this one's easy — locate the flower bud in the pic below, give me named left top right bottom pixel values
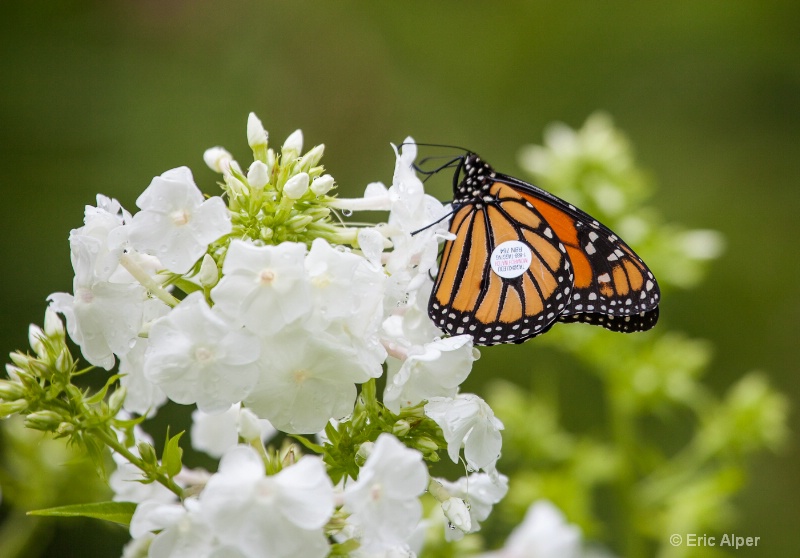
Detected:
left=0, top=379, right=26, bottom=400
left=225, top=175, right=249, bottom=199
left=247, top=160, right=269, bottom=190
left=442, top=497, right=472, bottom=533
left=355, top=441, right=374, bottom=466
left=44, top=308, right=65, bottom=338
left=282, top=129, right=304, bottom=155
left=56, top=422, right=75, bottom=436
left=298, top=144, right=325, bottom=172
left=25, top=410, right=65, bottom=431
left=8, top=352, right=31, bottom=370
left=197, top=254, right=219, bottom=288
left=203, top=147, right=234, bottom=174
left=109, top=386, right=127, bottom=414
left=306, top=207, right=331, bottom=221
left=237, top=407, right=262, bottom=443
left=28, top=325, right=46, bottom=358
left=55, top=347, right=73, bottom=374
left=392, top=419, right=411, bottom=437
left=137, top=441, right=158, bottom=466
left=416, top=437, right=440, bottom=454
left=286, top=214, right=313, bottom=231
left=310, top=174, right=335, bottom=196
left=247, top=112, right=268, bottom=149
left=4, top=364, right=23, bottom=380
left=283, top=172, right=309, bottom=200
left=0, top=399, right=29, bottom=417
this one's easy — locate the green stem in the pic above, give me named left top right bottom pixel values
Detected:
left=119, top=255, right=180, bottom=307
left=95, top=428, right=184, bottom=499
left=607, top=387, right=645, bottom=558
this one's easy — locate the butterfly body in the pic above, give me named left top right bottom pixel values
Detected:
left=428, top=153, right=660, bottom=346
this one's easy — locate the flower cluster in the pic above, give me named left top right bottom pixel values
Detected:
left=3, top=114, right=511, bottom=557
left=4, top=113, right=786, bottom=558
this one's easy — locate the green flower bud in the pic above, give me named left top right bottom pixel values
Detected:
left=415, top=437, right=440, bottom=454
left=0, top=399, right=29, bottom=417
left=109, top=386, right=127, bottom=415
left=287, top=214, right=313, bottom=231
left=137, top=442, right=158, bottom=466
left=298, top=144, right=325, bottom=172
left=25, top=410, right=65, bottom=431
left=0, top=379, right=26, bottom=400
left=392, top=419, right=411, bottom=437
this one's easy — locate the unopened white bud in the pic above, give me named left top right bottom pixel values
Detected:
left=237, top=407, right=262, bottom=443
left=442, top=497, right=472, bottom=533
left=43, top=308, right=64, bottom=337
left=203, top=147, right=234, bottom=174
left=283, top=172, right=309, bottom=200
left=282, top=129, right=304, bottom=155
left=197, top=254, right=219, bottom=287
left=310, top=174, right=335, bottom=196
left=247, top=160, right=269, bottom=190
left=247, top=112, right=268, bottom=149
left=28, top=325, right=46, bottom=357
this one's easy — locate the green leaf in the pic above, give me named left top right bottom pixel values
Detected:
left=28, top=501, right=137, bottom=526
left=162, top=429, right=185, bottom=478
left=173, top=277, right=203, bottom=295
left=289, top=434, right=325, bottom=454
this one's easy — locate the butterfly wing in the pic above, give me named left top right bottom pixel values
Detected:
left=495, top=173, right=661, bottom=332
left=429, top=181, right=574, bottom=345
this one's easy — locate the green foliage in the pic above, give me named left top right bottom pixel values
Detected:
left=476, top=114, right=790, bottom=557
left=28, top=501, right=137, bottom=527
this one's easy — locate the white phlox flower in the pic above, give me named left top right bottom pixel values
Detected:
left=305, top=238, right=387, bottom=377
left=436, top=473, right=509, bottom=541
left=305, top=237, right=380, bottom=327
left=144, top=292, right=261, bottom=413
left=127, top=166, right=232, bottom=274
left=244, top=331, right=373, bottom=434
left=130, top=499, right=216, bottom=558
left=478, top=500, right=583, bottom=558
left=212, top=240, right=311, bottom=335
left=47, top=195, right=157, bottom=370
left=383, top=334, right=476, bottom=413
left=200, top=446, right=334, bottom=558
left=343, top=434, right=428, bottom=552
left=425, top=394, right=504, bottom=473
left=48, top=239, right=147, bottom=370
left=191, top=403, right=276, bottom=458
left=75, top=194, right=131, bottom=280
left=383, top=139, right=448, bottom=278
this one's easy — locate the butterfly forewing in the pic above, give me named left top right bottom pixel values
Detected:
left=430, top=182, right=573, bottom=345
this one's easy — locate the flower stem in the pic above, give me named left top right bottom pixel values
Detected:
left=119, top=254, right=180, bottom=307
left=95, top=428, right=184, bottom=499
left=607, top=387, right=645, bottom=558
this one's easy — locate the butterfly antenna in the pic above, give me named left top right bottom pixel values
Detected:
left=398, top=141, right=472, bottom=152
left=410, top=206, right=456, bottom=236
left=413, top=155, right=464, bottom=180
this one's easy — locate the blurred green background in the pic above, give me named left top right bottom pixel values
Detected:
left=0, top=1, right=797, bottom=557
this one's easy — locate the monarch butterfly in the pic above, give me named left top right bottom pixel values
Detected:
left=425, top=151, right=660, bottom=346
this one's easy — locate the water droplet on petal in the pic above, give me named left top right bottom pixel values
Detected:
left=342, top=209, right=353, bottom=217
